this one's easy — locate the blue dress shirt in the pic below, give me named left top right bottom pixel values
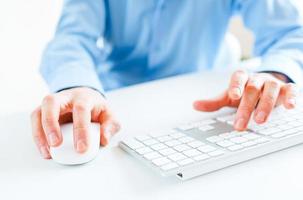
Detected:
left=40, top=0, right=303, bottom=93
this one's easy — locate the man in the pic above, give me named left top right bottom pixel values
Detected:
left=31, top=0, right=303, bottom=159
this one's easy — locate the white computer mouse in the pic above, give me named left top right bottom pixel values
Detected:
left=50, top=123, right=100, bottom=165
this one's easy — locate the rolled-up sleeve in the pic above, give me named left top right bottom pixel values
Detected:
left=234, top=0, right=303, bottom=86
left=40, top=0, right=106, bottom=93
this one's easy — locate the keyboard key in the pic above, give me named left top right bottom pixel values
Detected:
left=206, top=136, right=223, bottom=143
left=170, top=132, right=186, bottom=139
left=144, top=152, right=162, bottom=160
left=143, top=139, right=159, bottom=146
left=198, top=145, right=216, bottom=153
left=173, top=144, right=192, bottom=152
left=191, top=120, right=214, bottom=128
left=199, top=125, right=214, bottom=132
left=255, top=137, right=270, bottom=144
left=168, top=153, right=187, bottom=161
left=270, top=119, right=287, bottom=125
left=228, top=145, right=244, bottom=151
left=179, top=136, right=195, bottom=143
left=193, top=154, right=210, bottom=161
left=199, top=119, right=216, bottom=125
left=161, top=163, right=179, bottom=171
left=178, top=124, right=194, bottom=131
left=157, top=136, right=172, bottom=142
left=178, top=158, right=194, bottom=166
left=249, top=125, right=265, bottom=132
left=241, top=141, right=257, bottom=147
left=281, top=128, right=299, bottom=136
left=165, top=140, right=182, bottom=147
left=150, top=143, right=167, bottom=150
left=231, top=130, right=249, bottom=135
left=243, top=133, right=261, bottom=140
left=187, top=141, right=205, bottom=148
left=152, top=157, right=171, bottom=166
left=230, top=137, right=248, bottom=144
left=123, top=138, right=144, bottom=149
left=258, top=128, right=280, bottom=135
left=295, top=126, right=303, bottom=132
left=136, top=135, right=152, bottom=141
left=227, top=120, right=234, bottom=125
left=150, top=130, right=175, bottom=138
left=183, top=149, right=202, bottom=157
left=158, top=148, right=177, bottom=156
left=288, top=121, right=302, bottom=127
left=219, top=132, right=236, bottom=139
left=271, top=132, right=287, bottom=138
left=265, top=123, right=278, bottom=129
left=216, top=140, right=234, bottom=148
left=136, top=147, right=153, bottom=155
left=208, top=150, right=224, bottom=157
left=216, top=114, right=235, bottom=122
left=278, top=124, right=294, bottom=131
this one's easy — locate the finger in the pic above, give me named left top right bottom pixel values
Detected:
left=246, top=74, right=265, bottom=90
left=282, top=83, right=298, bottom=109
left=228, top=70, right=249, bottom=100
left=41, top=95, right=62, bottom=147
left=234, top=80, right=262, bottom=130
left=72, top=100, right=92, bottom=153
left=31, top=108, right=51, bottom=159
left=193, top=91, right=234, bottom=112
left=254, top=80, right=281, bottom=124
left=99, top=107, right=121, bottom=146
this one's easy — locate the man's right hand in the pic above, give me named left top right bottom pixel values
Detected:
left=31, top=87, right=120, bottom=159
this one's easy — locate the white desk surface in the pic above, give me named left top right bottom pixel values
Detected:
left=1, top=72, right=303, bottom=200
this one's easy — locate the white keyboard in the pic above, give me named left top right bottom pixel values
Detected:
left=119, top=105, right=303, bottom=180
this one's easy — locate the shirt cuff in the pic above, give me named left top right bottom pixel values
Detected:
left=256, top=54, right=303, bottom=88
left=45, top=65, right=104, bottom=94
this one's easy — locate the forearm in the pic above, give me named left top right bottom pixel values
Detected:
left=40, top=0, right=106, bottom=93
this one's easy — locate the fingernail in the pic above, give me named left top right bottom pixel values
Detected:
left=235, top=118, right=245, bottom=130
left=40, top=146, right=50, bottom=159
left=47, top=133, right=58, bottom=146
left=288, top=98, right=296, bottom=106
left=255, top=111, right=266, bottom=123
left=76, top=140, right=87, bottom=152
left=231, top=88, right=241, bottom=98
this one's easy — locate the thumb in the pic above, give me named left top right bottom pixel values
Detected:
left=193, top=91, right=230, bottom=112
left=99, top=107, right=121, bottom=146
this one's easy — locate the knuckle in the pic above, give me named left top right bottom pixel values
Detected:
left=286, top=83, right=298, bottom=93
left=246, top=83, right=259, bottom=93
left=238, top=105, right=252, bottom=117
left=32, top=133, right=46, bottom=146
left=31, top=107, right=41, bottom=120
left=247, top=86, right=259, bottom=93
left=73, top=102, right=88, bottom=112
left=263, top=95, right=276, bottom=106
left=33, top=134, right=43, bottom=145
left=266, top=80, right=279, bottom=89
left=42, top=116, right=57, bottom=129
left=42, top=95, right=56, bottom=105
left=234, top=70, right=246, bottom=76
left=231, top=79, right=242, bottom=87
left=73, top=126, right=89, bottom=138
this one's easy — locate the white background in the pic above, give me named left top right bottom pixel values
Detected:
left=0, top=0, right=61, bottom=114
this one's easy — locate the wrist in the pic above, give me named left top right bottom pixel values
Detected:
left=267, top=72, right=289, bottom=83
